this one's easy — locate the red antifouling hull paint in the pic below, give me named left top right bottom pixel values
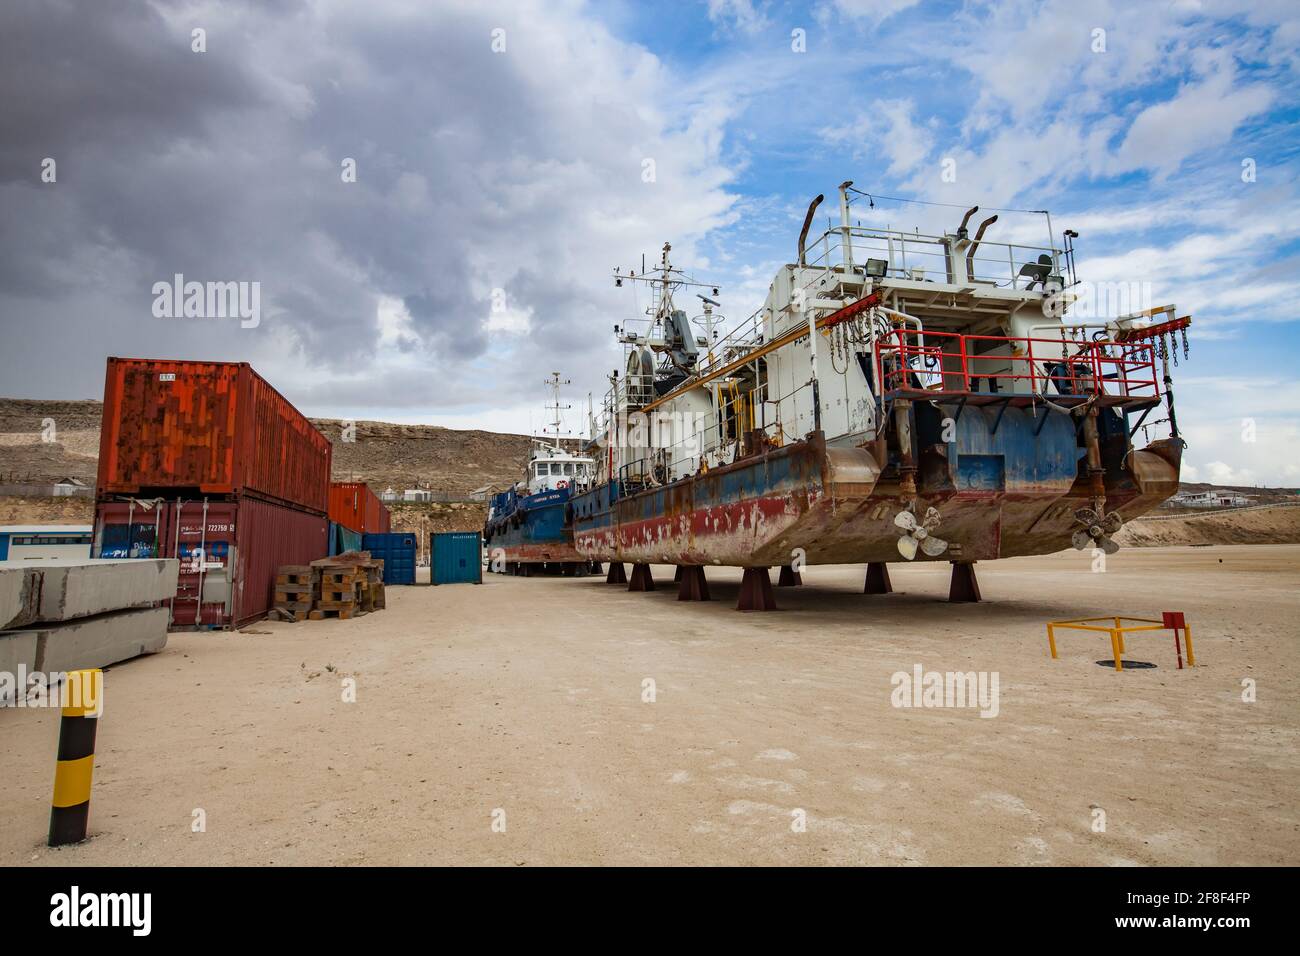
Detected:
left=328, top=481, right=391, bottom=534
left=93, top=496, right=328, bottom=628
left=97, top=357, right=331, bottom=515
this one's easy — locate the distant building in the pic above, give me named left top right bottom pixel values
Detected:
left=380, top=487, right=400, bottom=503
left=52, top=477, right=90, bottom=497
left=468, top=483, right=507, bottom=501
left=0, top=525, right=93, bottom=561
left=403, top=489, right=434, bottom=503
left=1174, top=489, right=1252, bottom=509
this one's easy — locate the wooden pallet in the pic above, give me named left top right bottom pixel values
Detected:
left=319, top=567, right=362, bottom=587
left=308, top=606, right=356, bottom=621
left=276, top=566, right=316, bottom=586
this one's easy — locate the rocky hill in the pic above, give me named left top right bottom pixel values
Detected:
left=0, top=398, right=534, bottom=496
left=0, top=399, right=103, bottom=485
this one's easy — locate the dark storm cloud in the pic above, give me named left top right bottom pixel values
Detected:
left=0, top=0, right=737, bottom=419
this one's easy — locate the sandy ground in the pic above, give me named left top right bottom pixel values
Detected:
left=2, top=545, right=1297, bottom=866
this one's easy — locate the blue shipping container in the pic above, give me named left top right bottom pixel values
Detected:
left=431, top=531, right=483, bottom=585
left=362, top=532, right=417, bottom=585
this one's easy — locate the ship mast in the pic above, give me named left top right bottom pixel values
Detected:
left=613, top=242, right=722, bottom=345
left=543, top=371, right=571, bottom=451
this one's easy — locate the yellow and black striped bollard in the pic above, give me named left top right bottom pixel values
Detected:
left=49, top=668, right=103, bottom=847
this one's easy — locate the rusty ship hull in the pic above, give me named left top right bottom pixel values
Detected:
left=573, top=401, right=1181, bottom=567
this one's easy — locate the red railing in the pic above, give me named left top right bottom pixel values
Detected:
left=873, top=329, right=1159, bottom=400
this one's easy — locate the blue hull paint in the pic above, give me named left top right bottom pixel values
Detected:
left=483, top=486, right=582, bottom=562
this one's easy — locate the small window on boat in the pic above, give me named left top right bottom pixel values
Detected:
left=536, top=463, right=548, bottom=476
left=564, top=463, right=575, bottom=475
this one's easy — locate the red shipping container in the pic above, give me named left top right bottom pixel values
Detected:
left=93, top=496, right=328, bottom=628
left=328, top=481, right=390, bottom=534
left=97, top=358, right=332, bottom=515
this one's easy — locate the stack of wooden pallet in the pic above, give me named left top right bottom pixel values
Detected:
left=272, top=566, right=316, bottom=622
left=270, top=551, right=386, bottom=623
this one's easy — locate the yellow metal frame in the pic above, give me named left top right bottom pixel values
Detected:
left=1046, top=616, right=1195, bottom=672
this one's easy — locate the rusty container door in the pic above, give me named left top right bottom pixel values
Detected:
left=169, top=499, right=240, bottom=628
left=98, top=358, right=242, bottom=498
left=97, top=358, right=331, bottom=515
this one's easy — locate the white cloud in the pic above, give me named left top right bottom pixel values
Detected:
left=1114, top=67, right=1274, bottom=178
left=821, top=99, right=933, bottom=176
left=1171, top=377, right=1300, bottom=486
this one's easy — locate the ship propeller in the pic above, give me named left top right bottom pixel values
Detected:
left=894, top=507, right=948, bottom=560
left=1071, top=507, right=1123, bottom=555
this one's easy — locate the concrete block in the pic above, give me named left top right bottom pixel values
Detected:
left=0, top=559, right=178, bottom=627
left=0, top=632, right=40, bottom=704
left=0, top=566, right=40, bottom=630
left=31, top=606, right=169, bottom=674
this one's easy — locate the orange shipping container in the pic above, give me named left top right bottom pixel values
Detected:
left=97, top=358, right=332, bottom=515
left=328, top=481, right=390, bottom=534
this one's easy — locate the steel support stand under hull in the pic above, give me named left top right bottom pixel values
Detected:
left=737, top=567, right=777, bottom=611
left=864, top=562, right=893, bottom=594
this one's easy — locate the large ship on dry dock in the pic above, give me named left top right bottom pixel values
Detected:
left=483, top=373, right=598, bottom=575
left=572, top=182, right=1190, bottom=606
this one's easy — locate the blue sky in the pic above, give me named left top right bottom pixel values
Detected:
left=1, top=0, right=1297, bottom=485
left=601, top=0, right=1300, bottom=486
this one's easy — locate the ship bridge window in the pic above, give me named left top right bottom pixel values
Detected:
left=563, top=463, right=575, bottom=476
